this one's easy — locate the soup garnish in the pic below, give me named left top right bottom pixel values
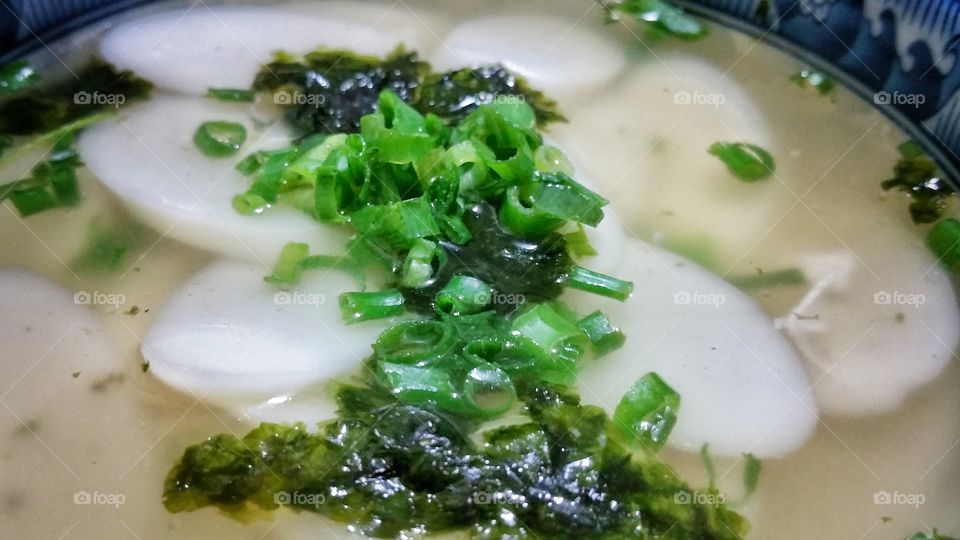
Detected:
left=0, top=60, right=151, bottom=216
left=603, top=0, right=707, bottom=41
left=161, top=53, right=752, bottom=537
left=707, top=141, right=776, bottom=182
left=790, top=68, right=836, bottom=95
left=252, top=48, right=562, bottom=135
left=883, top=140, right=955, bottom=224
left=165, top=380, right=749, bottom=538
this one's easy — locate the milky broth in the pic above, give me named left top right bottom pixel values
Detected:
left=0, top=0, right=958, bottom=539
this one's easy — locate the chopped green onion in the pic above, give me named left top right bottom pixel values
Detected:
left=377, top=89, right=428, bottom=133
left=462, top=338, right=505, bottom=364
left=436, top=212, right=472, bottom=245
left=708, top=142, right=775, bottom=181
left=564, top=266, right=634, bottom=301
left=577, top=310, right=626, bottom=357
left=565, top=224, right=598, bottom=258
left=339, top=289, right=405, bottom=324
left=608, top=0, right=707, bottom=41
left=359, top=94, right=436, bottom=164
left=450, top=106, right=537, bottom=188
left=206, top=88, right=256, bottom=102
left=299, top=254, right=365, bottom=285
left=898, top=140, right=925, bottom=158
left=501, top=172, right=610, bottom=235
left=232, top=148, right=302, bottom=214
left=511, top=303, right=585, bottom=357
left=0, top=59, right=39, bottom=93
left=434, top=275, right=492, bottom=315
left=444, top=140, right=490, bottom=192
left=1, top=132, right=85, bottom=217
left=376, top=361, right=462, bottom=410
left=35, top=158, right=79, bottom=206
left=400, top=238, right=440, bottom=288
left=232, top=193, right=270, bottom=215
left=0, top=112, right=113, bottom=170
left=262, top=242, right=364, bottom=286
left=905, top=531, right=957, bottom=540
left=700, top=443, right=717, bottom=489
left=0, top=176, right=48, bottom=201
left=376, top=359, right=514, bottom=419
left=265, top=242, right=310, bottom=284
left=927, top=217, right=960, bottom=272
left=790, top=68, right=835, bottom=95
left=498, top=336, right=580, bottom=386
left=344, top=235, right=397, bottom=273
left=498, top=185, right=564, bottom=237
left=9, top=186, right=57, bottom=216
left=534, top=144, right=574, bottom=175
left=373, top=320, right=454, bottom=365
left=485, top=99, right=536, bottom=130
left=521, top=172, right=607, bottom=227
left=742, top=453, right=762, bottom=499
left=613, top=372, right=680, bottom=452
left=193, top=121, right=247, bottom=157
left=71, top=220, right=137, bottom=273
left=349, top=197, right=441, bottom=250
left=234, top=151, right=270, bottom=176
left=462, top=364, right=516, bottom=416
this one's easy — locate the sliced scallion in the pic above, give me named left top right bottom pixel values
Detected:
left=339, top=289, right=405, bottom=323
left=498, top=185, right=564, bottom=237
left=8, top=186, right=57, bottom=216
left=400, top=238, right=440, bottom=288
left=265, top=242, right=310, bottom=285
left=511, top=303, right=584, bottom=357
left=462, top=364, right=516, bottom=416
left=928, top=217, right=960, bottom=272
left=193, top=121, right=247, bottom=157
left=206, top=88, right=256, bottom=102
left=434, top=275, right=492, bottom=315
left=708, top=142, right=774, bottom=181
left=564, top=266, right=634, bottom=301
left=0, top=59, right=39, bottom=93
left=613, top=372, right=680, bottom=452
left=577, top=310, right=626, bottom=357
left=373, top=320, right=454, bottom=365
